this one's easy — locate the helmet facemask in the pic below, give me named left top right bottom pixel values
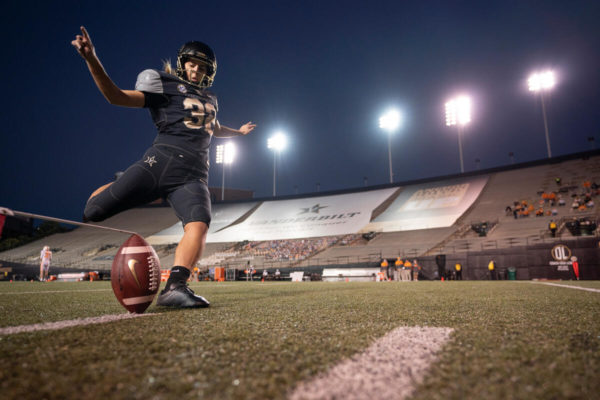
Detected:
left=176, top=41, right=217, bottom=89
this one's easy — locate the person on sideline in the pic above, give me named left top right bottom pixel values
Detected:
left=394, top=257, right=402, bottom=281
left=488, top=260, right=497, bottom=280
left=401, top=259, right=412, bottom=281
left=412, top=259, right=420, bottom=281
left=549, top=220, right=558, bottom=237
left=71, top=27, right=255, bottom=307
left=455, top=262, right=462, bottom=280
left=39, top=245, right=52, bottom=281
left=380, top=258, right=389, bottom=281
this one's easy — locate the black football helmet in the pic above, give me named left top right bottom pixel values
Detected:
left=176, top=41, right=217, bottom=88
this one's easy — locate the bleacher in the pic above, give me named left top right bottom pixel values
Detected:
left=1, top=151, right=598, bottom=274
left=437, top=155, right=600, bottom=253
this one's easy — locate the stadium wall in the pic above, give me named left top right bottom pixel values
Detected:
left=416, top=237, right=599, bottom=280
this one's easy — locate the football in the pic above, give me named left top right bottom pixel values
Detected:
left=111, top=234, right=161, bottom=313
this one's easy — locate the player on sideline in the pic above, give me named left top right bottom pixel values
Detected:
left=39, top=245, right=52, bottom=281
left=71, top=26, right=255, bottom=308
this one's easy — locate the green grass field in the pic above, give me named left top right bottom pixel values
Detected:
left=1, top=281, right=599, bottom=399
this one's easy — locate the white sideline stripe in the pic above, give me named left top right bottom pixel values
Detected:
left=529, top=281, right=600, bottom=293
left=121, top=246, right=154, bottom=254
left=0, top=289, right=112, bottom=295
left=0, top=313, right=157, bottom=335
left=122, top=294, right=156, bottom=305
left=289, top=326, right=453, bottom=400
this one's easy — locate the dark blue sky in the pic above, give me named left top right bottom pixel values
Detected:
left=1, top=1, right=599, bottom=222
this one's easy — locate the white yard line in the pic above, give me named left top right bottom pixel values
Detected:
left=528, top=281, right=600, bottom=293
left=289, top=326, right=453, bottom=400
left=0, top=313, right=157, bottom=335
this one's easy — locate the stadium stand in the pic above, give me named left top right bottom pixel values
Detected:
left=1, top=150, right=598, bottom=280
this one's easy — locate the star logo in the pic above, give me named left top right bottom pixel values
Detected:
left=299, top=204, right=328, bottom=214
left=144, top=156, right=157, bottom=167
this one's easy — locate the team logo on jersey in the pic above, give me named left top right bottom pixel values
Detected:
left=177, top=84, right=187, bottom=93
left=144, top=156, right=157, bottom=167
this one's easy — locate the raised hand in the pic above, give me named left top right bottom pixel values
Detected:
left=239, top=122, right=256, bottom=135
left=71, top=26, right=96, bottom=61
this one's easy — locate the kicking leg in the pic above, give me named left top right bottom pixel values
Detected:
left=83, top=156, right=160, bottom=222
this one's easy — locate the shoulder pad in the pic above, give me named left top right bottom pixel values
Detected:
left=135, top=69, right=164, bottom=93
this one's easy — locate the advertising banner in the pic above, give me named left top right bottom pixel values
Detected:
left=206, top=188, right=397, bottom=242
left=361, top=176, right=488, bottom=232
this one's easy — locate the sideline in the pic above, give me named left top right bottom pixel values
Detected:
left=528, top=281, right=600, bottom=293
left=289, top=326, right=453, bottom=400
left=0, top=313, right=157, bottom=335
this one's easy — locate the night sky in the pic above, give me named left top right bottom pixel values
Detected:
left=1, top=1, right=599, bottom=222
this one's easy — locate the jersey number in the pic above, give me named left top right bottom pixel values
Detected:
left=183, top=98, right=216, bottom=131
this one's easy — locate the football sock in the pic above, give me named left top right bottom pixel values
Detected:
left=165, top=266, right=190, bottom=289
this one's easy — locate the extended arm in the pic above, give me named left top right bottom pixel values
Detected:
left=71, top=26, right=144, bottom=108
left=213, top=121, right=256, bottom=138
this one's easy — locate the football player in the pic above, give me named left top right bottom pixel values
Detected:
left=72, top=26, right=255, bottom=308
left=40, top=245, right=52, bottom=281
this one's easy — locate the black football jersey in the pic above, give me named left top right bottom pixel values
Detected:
left=135, top=69, right=218, bottom=175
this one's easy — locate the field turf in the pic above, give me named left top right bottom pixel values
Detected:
left=0, top=281, right=599, bottom=399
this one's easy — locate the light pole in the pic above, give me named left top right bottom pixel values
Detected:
left=528, top=70, right=555, bottom=158
left=267, top=132, right=287, bottom=196
left=379, top=109, right=401, bottom=183
left=445, top=96, right=471, bottom=173
left=215, top=142, right=236, bottom=201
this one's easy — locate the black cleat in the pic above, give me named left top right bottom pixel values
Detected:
left=156, top=282, right=210, bottom=308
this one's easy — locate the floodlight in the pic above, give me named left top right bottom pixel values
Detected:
left=379, top=109, right=401, bottom=132
left=216, top=142, right=235, bottom=164
left=528, top=71, right=555, bottom=92
left=267, top=132, right=287, bottom=152
left=445, top=96, right=471, bottom=127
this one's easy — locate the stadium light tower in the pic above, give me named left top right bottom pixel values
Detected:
left=379, top=109, right=402, bottom=183
left=528, top=70, right=556, bottom=158
left=215, top=142, right=236, bottom=201
left=267, top=132, right=287, bottom=196
left=445, top=95, right=471, bottom=173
